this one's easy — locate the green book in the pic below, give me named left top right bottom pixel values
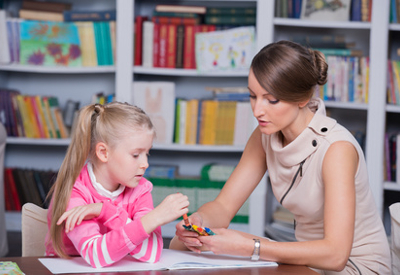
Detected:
left=205, top=15, right=256, bottom=25
left=206, top=7, right=256, bottom=16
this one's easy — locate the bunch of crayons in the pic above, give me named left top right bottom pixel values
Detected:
left=182, top=214, right=215, bottom=236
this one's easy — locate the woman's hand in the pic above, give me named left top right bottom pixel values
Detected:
left=172, top=212, right=204, bottom=252
left=57, top=203, right=103, bottom=233
left=198, top=228, right=255, bottom=257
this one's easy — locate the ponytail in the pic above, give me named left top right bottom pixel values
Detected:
left=47, top=104, right=96, bottom=258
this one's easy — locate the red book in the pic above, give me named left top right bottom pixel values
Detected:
left=152, top=16, right=198, bottom=25
left=134, top=16, right=148, bottom=66
left=166, top=24, right=177, bottom=68
left=158, top=23, right=168, bottom=67
left=153, top=23, right=160, bottom=67
left=5, top=168, right=22, bottom=211
left=183, top=24, right=195, bottom=69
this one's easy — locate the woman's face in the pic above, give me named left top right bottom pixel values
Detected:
left=248, top=69, right=302, bottom=137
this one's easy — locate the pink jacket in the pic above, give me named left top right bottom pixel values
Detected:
left=45, top=164, right=163, bottom=268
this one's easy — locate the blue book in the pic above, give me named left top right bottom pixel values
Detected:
left=351, top=0, right=362, bottom=21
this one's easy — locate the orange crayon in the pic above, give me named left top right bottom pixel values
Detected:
left=183, top=213, right=190, bottom=227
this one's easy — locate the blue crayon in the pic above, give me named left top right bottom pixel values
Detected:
left=204, top=227, right=215, bottom=235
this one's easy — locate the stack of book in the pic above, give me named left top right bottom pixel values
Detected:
left=135, top=4, right=256, bottom=70
left=19, top=0, right=71, bottom=22
left=3, top=167, right=57, bottom=210
left=174, top=87, right=256, bottom=146
left=0, top=89, right=68, bottom=139
left=384, top=132, right=400, bottom=184
left=1, top=3, right=116, bottom=67
left=276, top=0, right=371, bottom=22
left=387, top=60, right=400, bottom=105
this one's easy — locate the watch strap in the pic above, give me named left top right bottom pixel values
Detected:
left=251, top=238, right=260, bottom=261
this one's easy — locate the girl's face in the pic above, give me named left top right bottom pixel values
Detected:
left=102, top=129, right=154, bottom=191
left=248, top=69, right=303, bottom=139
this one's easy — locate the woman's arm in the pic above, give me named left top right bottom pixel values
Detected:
left=170, top=127, right=267, bottom=250
left=199, top=140, right=358, bottom=272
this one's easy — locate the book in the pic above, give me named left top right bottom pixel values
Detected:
left=4, top=168, right=22, bottom=211
left=157, top=23, right=168, bottom=67
left=206, top=7, right=256, bottom=16
left=300, top=0, right=351, bottom=21
left=19, top=20, right=82, bottom=66
left=155, top=5, right=207, bottom=14
left=315, top=48, right=363, bottom=57
left=204, top=15, right=256, bottom=25
left=175, top=24, right=185, bottom=68
left=152, top=11, right=201, bottom=18
left=131, top=81, right=176, bottom=145
left=19, top=9, right=64, bottom=21
left=63, top=10, right=116, bottom=22
left=183, top=24, right=196, bottom=69
left=195, top=26, right=255, bottom=73
left=142, top=21, right=154, bottom=68
left=166, top=24, right=177, bottom=68
left=39, top=249, right=277, bottom=273
left=185, top=99, right=199, bottom=145
left=134, top=16, right=148, bottom=66
left=152, top=16, right=199, bottom=25
left=0, top=10, right=10, bottom=64
left=22, top=0, right=71, bottom=13
left=152, top=22, right=160, bottom=67
left=75, top=21, right=97, bottom=67
left=351, top=0, right=362, bottom=21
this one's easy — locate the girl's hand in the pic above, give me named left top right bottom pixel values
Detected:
left=57, top=203, right=103, bottom=233
left=153, top=193, right=189, bottom=225
left=198, top=228, right=255, bottom=257
left=142, top=193, right=189, bottom=234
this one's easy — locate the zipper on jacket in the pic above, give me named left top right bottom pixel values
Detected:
left=280, top=159, right=306, bottom=205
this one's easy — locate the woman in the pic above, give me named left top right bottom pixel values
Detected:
left=170, top=41, right=391, bottom=274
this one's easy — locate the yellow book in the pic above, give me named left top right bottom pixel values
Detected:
left=43, top=96, right=60, bottom=138
left=185, top=99, right=199, bottom=145
left=225, top=101, right=237, bottom=145
left=23, top=96, right=41, bottom=138
left=41, top=96, right=56, bottom=138
left=15, top=95, right=34, bottom=138
left=76, top=21, right=97, bottom=67
left=35, top=95, right=50, bottom=138
left=200, top=100, right=218, bottom=145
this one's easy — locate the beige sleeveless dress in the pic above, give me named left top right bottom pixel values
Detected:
left=262, top=98, right=391, bottom=274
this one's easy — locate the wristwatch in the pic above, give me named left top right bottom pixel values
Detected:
left=251, top=239, right=260, bottom=261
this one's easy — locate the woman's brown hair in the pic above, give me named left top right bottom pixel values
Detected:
left=46, top=102, right=154, bottom=258
left=251, top=40, right=328, bottom=102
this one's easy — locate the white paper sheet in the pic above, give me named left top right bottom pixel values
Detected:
left=39, top=249, right=277, bottom=274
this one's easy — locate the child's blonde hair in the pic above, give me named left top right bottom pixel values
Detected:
left=47, top=102, right=154, bottom=258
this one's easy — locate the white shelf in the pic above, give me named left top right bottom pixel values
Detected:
left=389, top=23, right=400, bottom=31
left=386, top=104, right=400, bottom=113
left=273, top=18, right=371, bottom=29
left=133, top=66, right=249, bottom=77
left=324, top=101, right=369, bottom=110
left=384, top=182, right=400, bottom=192
left=0, top=64, right=115, bottom=74
left=6, top=137, right=71, bottom=146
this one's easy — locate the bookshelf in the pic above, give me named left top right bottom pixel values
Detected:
left=1, top=0, right=398, bottom=239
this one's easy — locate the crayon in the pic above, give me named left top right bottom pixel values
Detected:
left=183, top=213, right=190, bottom=227
left=204, top=227, right=216, bottom=235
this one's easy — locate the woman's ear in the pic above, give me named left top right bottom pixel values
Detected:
left=95, top=142, right=108, bottom=163
left=299, top=99, right=311, bottom=108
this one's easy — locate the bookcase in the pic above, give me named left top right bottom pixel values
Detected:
left=1, top=0, right=399, bottom=238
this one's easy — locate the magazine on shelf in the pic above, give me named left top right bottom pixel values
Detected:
left=195, top=26, right=255, bottom=73
left=300, top=0, right=351, bottom=21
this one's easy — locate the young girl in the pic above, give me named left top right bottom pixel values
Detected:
left=45, top=102, right=189, bottom=268
left=170, top=41, right=391, bottom=274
